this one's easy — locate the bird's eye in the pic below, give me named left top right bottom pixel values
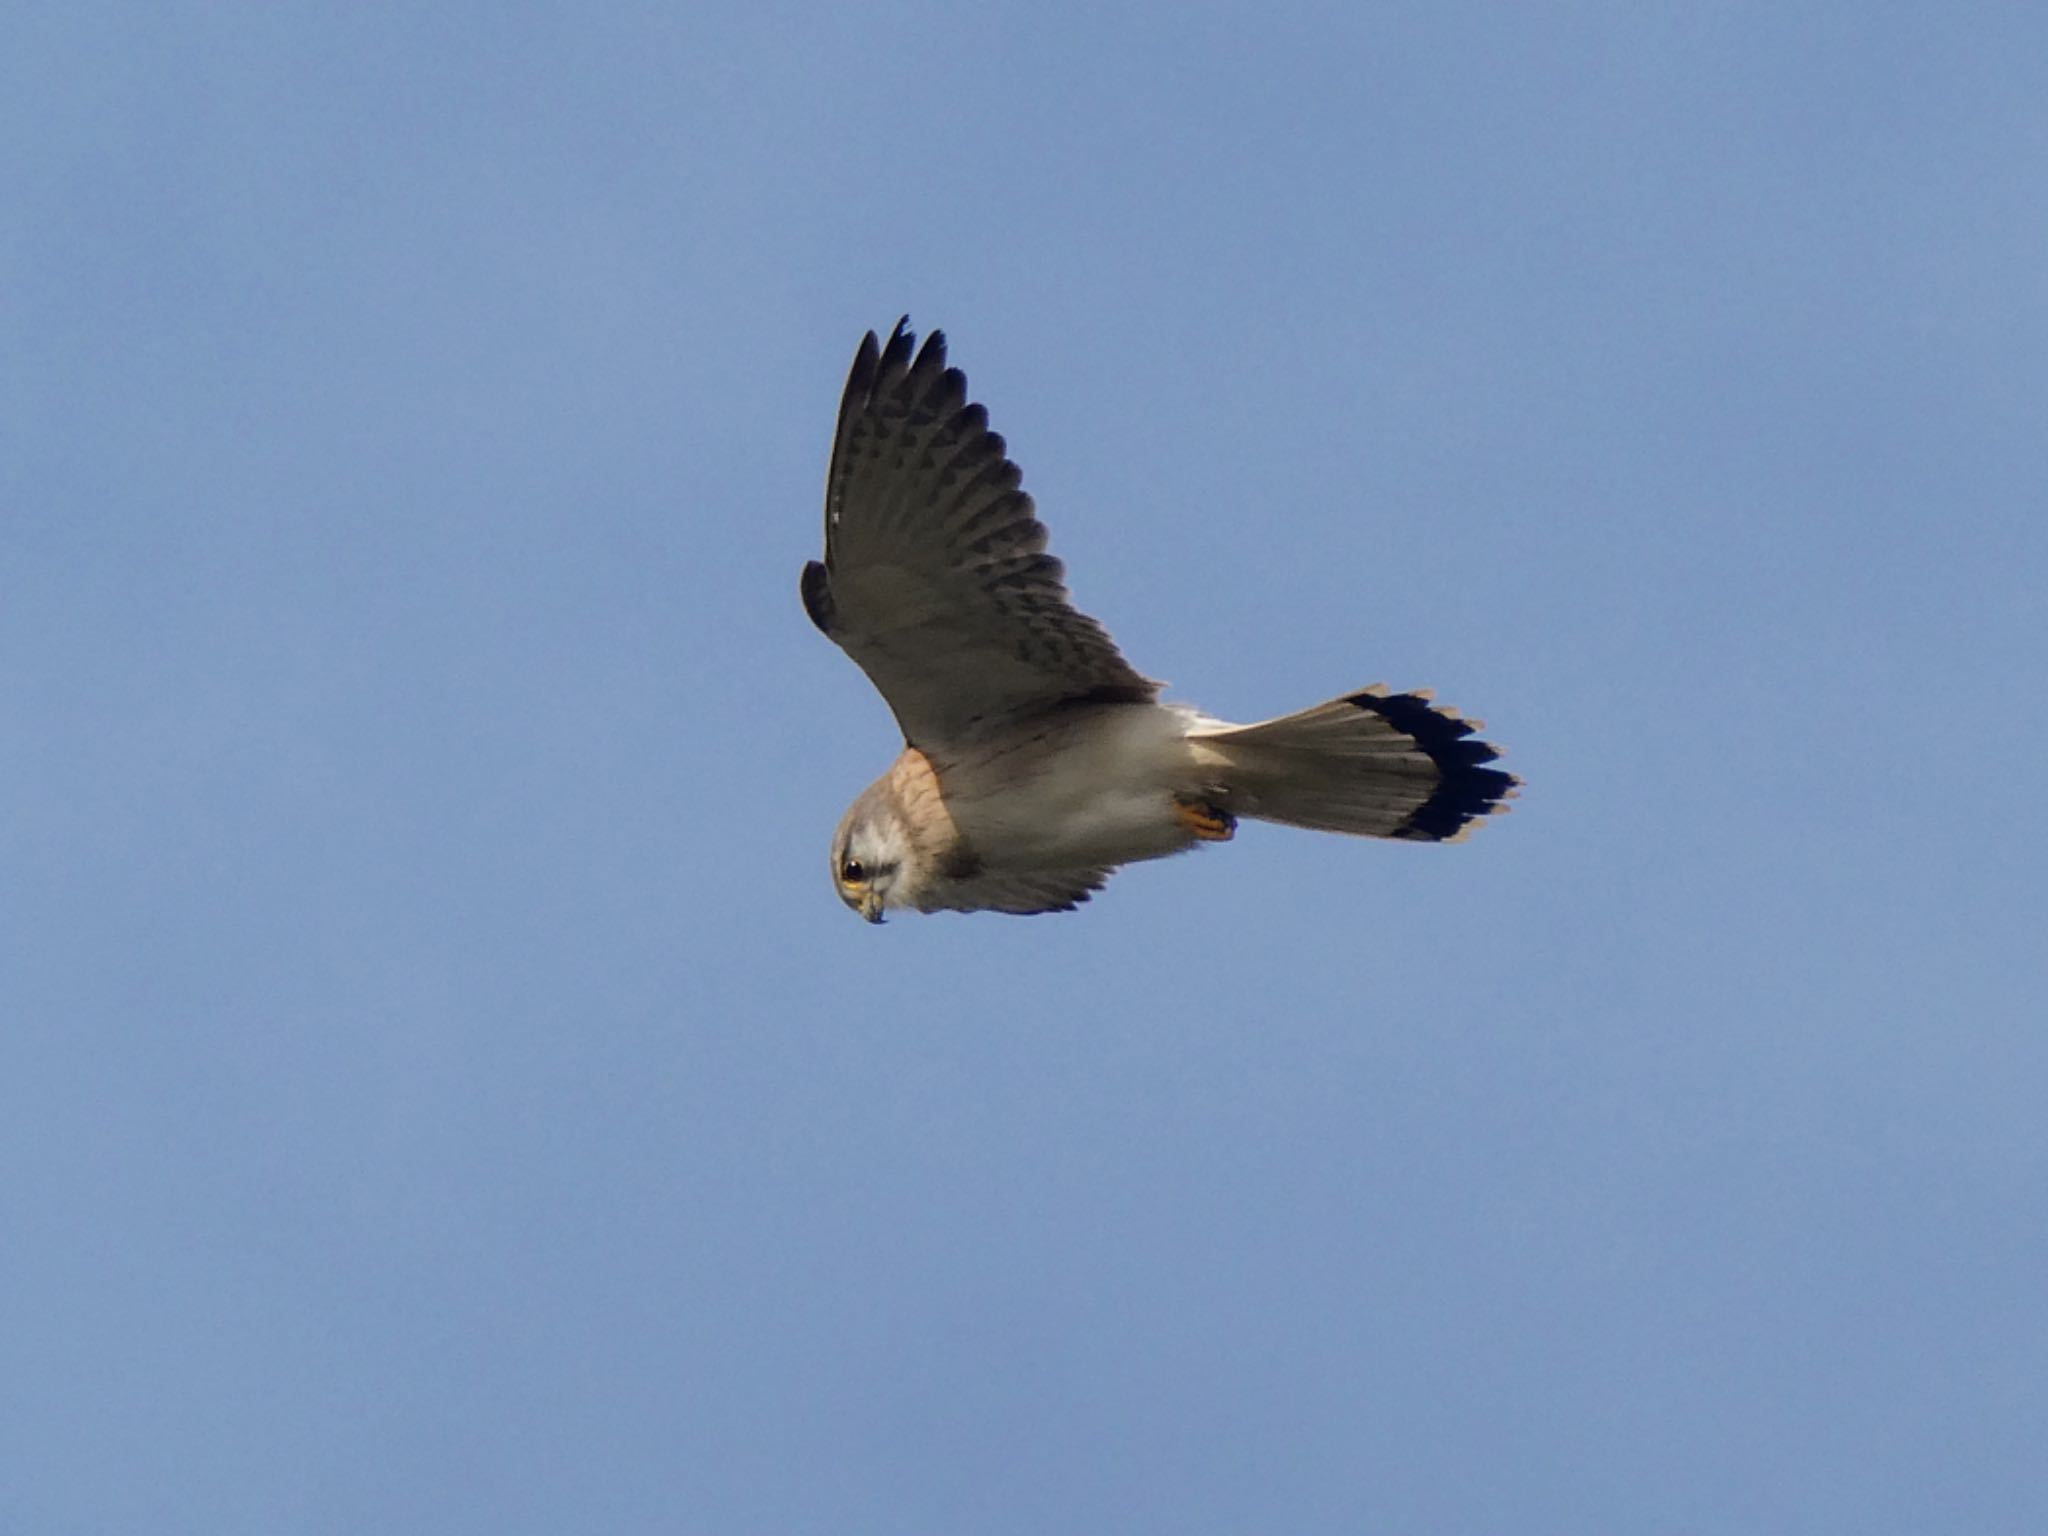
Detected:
left=841, top=858, right=867, bottom=884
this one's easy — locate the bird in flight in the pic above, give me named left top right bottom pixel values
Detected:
left=801, top=320, right=1518, bottom=922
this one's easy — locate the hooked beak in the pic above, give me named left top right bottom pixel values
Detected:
left=858, top=888, right=885, bottom=924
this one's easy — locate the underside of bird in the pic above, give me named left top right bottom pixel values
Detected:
left=854, top=686, right=1521, bottom=919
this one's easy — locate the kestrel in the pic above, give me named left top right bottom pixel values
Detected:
left=802, top=320, right=1518, bottom=922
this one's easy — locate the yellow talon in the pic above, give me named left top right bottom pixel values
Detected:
left=1173, top=796, right=1237, bottom=841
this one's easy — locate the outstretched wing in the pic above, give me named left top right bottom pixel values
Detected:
left=917, top=864, right=1116, bottom=917
left=800, top=320, right=1157, bottom=748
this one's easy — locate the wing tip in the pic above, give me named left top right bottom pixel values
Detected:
left=848, top=318, right=950, bottom=416
left=799, top=559, right=835, bottom=635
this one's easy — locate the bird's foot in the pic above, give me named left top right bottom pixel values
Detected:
left=1172, top=796, right=1237, bottom=841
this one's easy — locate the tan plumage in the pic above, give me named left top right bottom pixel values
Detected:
left=802, top=320, right=1518, bottom=921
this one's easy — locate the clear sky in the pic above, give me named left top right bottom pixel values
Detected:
left=5, top=3, right=2046, bottom=1531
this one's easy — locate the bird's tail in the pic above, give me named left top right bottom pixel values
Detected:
left=1185, top=687, right=1519, bottom=843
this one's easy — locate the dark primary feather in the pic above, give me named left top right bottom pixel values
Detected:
left=801, top=319, right=1157, bottom=748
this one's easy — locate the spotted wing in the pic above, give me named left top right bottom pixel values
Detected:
left=800, top=320, right=1157, bottom=749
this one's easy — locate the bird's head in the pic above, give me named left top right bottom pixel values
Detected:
left=830, top=786, right=915, bottom=924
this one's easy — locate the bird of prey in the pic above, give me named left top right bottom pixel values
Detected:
left=801, top=319, right=1517, bottom=922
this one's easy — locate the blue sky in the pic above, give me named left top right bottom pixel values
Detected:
left=5, top=3, right=2046, bottom=1531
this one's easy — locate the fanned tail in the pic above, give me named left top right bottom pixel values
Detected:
left=1187, top=687, right=1519, bottom=843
